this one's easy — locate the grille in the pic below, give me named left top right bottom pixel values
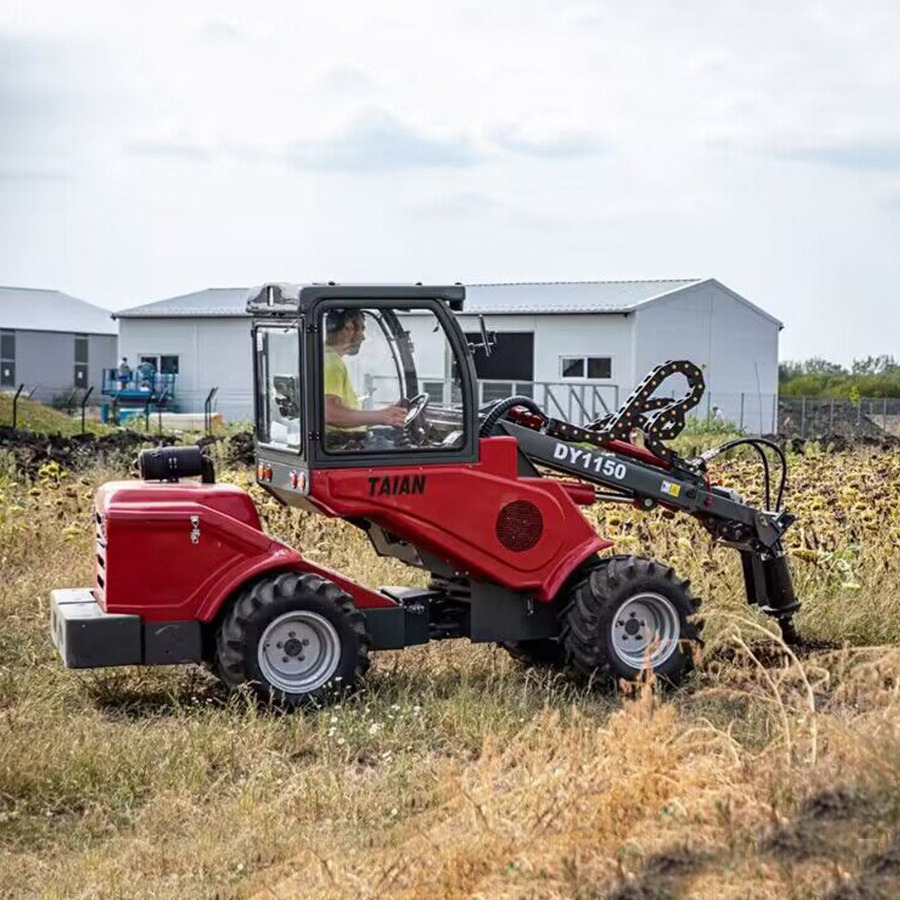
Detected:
left=94, top=510, right=107, bottom=597
left=495, top=501, right=543, bottom=552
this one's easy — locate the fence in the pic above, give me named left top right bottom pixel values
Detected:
left=365, top=375, right=780, bottom=432
left=778, top=396, right=900, bottom=439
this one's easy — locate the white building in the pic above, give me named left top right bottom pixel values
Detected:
left=114, top=279, right=782, bottom=430
left=1, top=286, right=117, bottom=402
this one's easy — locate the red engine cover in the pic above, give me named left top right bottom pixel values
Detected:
left=94, top=481, right=392, bottom=622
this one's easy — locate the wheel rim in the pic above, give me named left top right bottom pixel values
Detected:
left=610, top=592, right=681, bottom=670
left=257, top=610, right=341, bottom=694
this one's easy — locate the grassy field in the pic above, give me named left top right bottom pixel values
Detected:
left=2, top=447, right=900, bottom=899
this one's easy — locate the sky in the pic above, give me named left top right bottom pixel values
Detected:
left=1, top=0, right=899, bottom=364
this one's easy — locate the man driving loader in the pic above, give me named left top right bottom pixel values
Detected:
left=323, top=309, right=407, bottom=437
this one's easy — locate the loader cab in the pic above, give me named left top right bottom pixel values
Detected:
left=249, top=283, right=477, bottom=503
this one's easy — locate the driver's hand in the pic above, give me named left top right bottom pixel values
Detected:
left=379, top=405, right=408, bottom=427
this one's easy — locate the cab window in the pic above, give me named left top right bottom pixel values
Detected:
left=320, top=306, right=467, bottom=454
left=256, top=326, right=302, bottom=451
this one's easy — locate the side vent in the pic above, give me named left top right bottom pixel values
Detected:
left=495, top=500, right=543, bottom=552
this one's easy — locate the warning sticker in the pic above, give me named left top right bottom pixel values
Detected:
left=660, top=480, right=681, bottom=498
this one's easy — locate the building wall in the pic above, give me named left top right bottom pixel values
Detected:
left=632, top=282, right=780, bottom=430
left=118, top=317, right=253, bottom=422
left=4, top=329, right=116, bottom=401
left=116, top=286, right=779, bottom=433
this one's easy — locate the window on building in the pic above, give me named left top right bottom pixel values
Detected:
left=561, top=357, right=585, bottom=378
left=587, top=357, right=612, bottom=379
left=138, top=355, right=179, bottom=376
left=560, top=355, right=613, bottom=380
left=1, top=331, right=15, bottom=362
left=74, top=334, right=88, bottom=364
left=0, top=330, right=14, bottom=387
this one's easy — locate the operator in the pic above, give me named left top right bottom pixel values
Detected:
left=323, top=309, right=407, bottom=433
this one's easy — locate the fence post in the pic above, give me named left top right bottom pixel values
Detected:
left=857, top=398, right=862, bottom=427
left=12, top=384, right=24, bottom=428
left=800, top=396, right=806, bottom=438
left=80, top=386, right=94, bottom=435
left=204, top=387, right=219, bottom=435
left=829, top=398, right=835, bottom=432
left=884, top=396, right=888, bottom=431
left=739, top=393, right=745, bottom=432
left=157, top=388, right=168, bottom=434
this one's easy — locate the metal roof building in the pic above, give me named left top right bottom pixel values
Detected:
left=0, top=287, right=117, bottom=401
left=114, top=278, right=782, bottom=430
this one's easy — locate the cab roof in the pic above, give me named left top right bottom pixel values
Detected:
left=246, top=283, right=466, bottom=316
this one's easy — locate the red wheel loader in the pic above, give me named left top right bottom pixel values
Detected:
left=50, top=283, right=801, bottom=707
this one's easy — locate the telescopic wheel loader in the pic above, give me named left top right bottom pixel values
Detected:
left=50, top=283, right=802, bottom=707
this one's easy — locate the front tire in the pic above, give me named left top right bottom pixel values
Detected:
left=561, top=556, right=702, bottom=687
left=216, top=572, right=370, bottom=708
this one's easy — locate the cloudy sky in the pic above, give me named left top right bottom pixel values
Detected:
left=1, top=0, right=899, bottom=362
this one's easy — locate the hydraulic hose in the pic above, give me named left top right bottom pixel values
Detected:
left=479, top=396, right=546, bottom=437
left=700, top=437, right=787, bottom=511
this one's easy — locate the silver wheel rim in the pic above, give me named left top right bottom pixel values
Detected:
left=610, top=592, right=681, bottom=670
left=257, top=611, right=341, bottom=694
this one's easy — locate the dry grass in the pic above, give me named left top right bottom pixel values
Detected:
left=2, top=449, right=900, bottom=899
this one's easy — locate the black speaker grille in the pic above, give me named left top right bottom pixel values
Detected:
left=496, top=500, right=543, bottom=552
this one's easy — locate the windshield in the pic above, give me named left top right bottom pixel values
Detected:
left=256, top=325, right=302, bottom=450
left=320, top=305, right=466, bottom=454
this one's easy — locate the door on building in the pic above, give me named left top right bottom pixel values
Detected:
left=465, top=331, right=534, bottom=402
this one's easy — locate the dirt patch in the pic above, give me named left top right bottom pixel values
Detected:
left=0, top=427, right=258, bottom=479
left=0, top=426, right=178, bottom=478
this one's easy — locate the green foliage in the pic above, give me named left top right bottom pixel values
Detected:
left=779, top=355, right=900, bottom=398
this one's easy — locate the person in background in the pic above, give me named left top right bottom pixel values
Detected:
left=137, top=359, right=155, bottom=391
left=117, top=357, right=131, bottom=390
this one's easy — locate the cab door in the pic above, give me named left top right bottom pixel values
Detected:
left=309, top=298, right=478, bottom=469
left=254, top=320, right=309, bottom=498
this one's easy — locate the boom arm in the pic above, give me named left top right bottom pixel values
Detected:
left=490, top=361, right=802, bottom=639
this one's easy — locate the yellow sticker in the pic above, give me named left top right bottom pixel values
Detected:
left=660, top=480, right=681, bottom=498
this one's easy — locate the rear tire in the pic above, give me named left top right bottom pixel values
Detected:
left=561, top=555, right=702, bottom=687
left=216, top=572, right=370, bottom=708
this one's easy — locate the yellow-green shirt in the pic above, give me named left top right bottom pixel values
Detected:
left=323, top=345, right=361, bottom=431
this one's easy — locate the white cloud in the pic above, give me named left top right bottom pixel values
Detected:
left=284, top=110, right=478, bottom=172
left=1, top=0, right=899, bottom=363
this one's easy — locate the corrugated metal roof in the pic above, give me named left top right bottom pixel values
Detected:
left=0, top=286, right=117, bottom=335
left=114, top=280, right=703, bottom=319
left=464, top=279, right=702, bottom=313
left=114, top=287, right=251, bottom=319
left=112, top=279, right=782, bottom=326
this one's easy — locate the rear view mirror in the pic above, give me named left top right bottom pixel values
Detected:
left=468, top=315, right=497, bottom=358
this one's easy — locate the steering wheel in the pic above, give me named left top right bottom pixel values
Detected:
left=403, top=393, right=430, bottom=427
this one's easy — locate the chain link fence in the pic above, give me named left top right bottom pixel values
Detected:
left=778, top=396, right=900, bottom=439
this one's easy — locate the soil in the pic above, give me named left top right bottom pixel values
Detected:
left=0, top=427, right=258, bottom=479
